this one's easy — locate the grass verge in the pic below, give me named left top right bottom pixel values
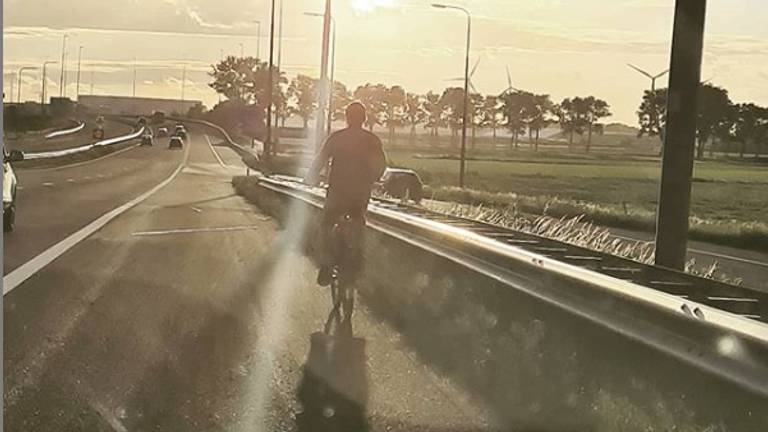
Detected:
left=425, top=185, right=768, bottom=253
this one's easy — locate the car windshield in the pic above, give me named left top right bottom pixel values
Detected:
left=3, top=1, right=768, bottom=431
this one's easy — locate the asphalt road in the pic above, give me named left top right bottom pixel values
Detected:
left=3, top=127, right=496, bottom=431
left=6, top=118, right=132, bottom=153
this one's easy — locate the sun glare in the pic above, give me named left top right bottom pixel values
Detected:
left=352, top=0, right=395, bottom=14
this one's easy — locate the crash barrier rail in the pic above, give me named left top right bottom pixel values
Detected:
left=167, top=117, right=262, bottom=162
left=43, top=121, right=86, bottom=139
left=23, top=127, right=145, bottom=160
left=253, top=174, right=768, bottom=430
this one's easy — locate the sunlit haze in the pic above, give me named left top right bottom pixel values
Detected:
left=4, top=0, right=768, bottom=124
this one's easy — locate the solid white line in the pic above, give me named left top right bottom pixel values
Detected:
left=3, top=137, right=190, bottom=295
left=614, top=234, right=768, bottom=269
left=204, top=134, right=227, bottom=168
left=131, top=225, right=260, bottom=237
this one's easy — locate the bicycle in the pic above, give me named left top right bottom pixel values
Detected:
left=323, top=213, right=363, bottom=338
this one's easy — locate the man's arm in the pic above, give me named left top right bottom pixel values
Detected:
left=369, top=137, right=387, bottom=183
left=304, top=135, right=334, bottom=185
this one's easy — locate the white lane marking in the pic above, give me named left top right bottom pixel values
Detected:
left=84, top=176, right=92, bottom=180
left=204, top=134, right=227, bottom=168
left=97, top=174, right=105, bottom=178
left=67, top=179, right=76, bottom=183
left=614, top=234, right=768, bottom=269
left=42, top=182, right=54, bottom=187
left=131, top=225, right=260, bottom=237
left=191, top=206, right=202, bottom=213
left=3, top=137, right=191, bottom=295
left=26, top=143, right=140, bottom=172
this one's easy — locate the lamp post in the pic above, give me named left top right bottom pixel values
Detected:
left=17, top=66, right=37, bottom=103
left=76, top=46, right=83, bottom=101
left=432, top=3, right=471, bottom=188
left=41, top=61, right=58, bottom=113
left=253, top=21, right=262, bottom=59
left=265, top=0, right=277, bottom=162
left=59, top=34, right=68, bottom=97
left=314, top=0, right=333, bottom=149
left=305, top=12, right=336, bottom=134
left=654, top=0, right=708, bottom=270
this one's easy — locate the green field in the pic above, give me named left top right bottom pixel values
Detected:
left=385, top=147, right=768, bottom=250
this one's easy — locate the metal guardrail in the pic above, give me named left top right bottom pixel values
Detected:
left=44, top=121, right=86, bottom=139
left=253, top=175, right=768, bottom=423
left=23, top=127, right=145, bottom=161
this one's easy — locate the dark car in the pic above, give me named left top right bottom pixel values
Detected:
left=92, top=127, right=105, bottom=140
left=174, top=125, right=187, bottom=140
left=376, top=168, right=424, bottom=203
left=157, top=127, right=169, bottom=137
left=168, top=136, right=184, bottom=150
left=140, top=134, right=154, bottom=146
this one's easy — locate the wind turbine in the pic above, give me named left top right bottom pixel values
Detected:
left=500, top=66, right=522, bottom=95
left=446, top=57, right=481, bottom=93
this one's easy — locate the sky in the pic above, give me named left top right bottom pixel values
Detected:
left=3, top=0, right=768, bottom=124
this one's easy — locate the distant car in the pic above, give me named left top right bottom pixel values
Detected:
left=376, top=168, right=424, bottom=203
left=168, top=136, right=184, bottom=150
left=3, top=148, right=24, bottom=232
left=140, top=134, right=154, bottom=146
left=174, top=125, right=187, bottom=140
left=157, top=127, right=169, bottom=137
left=93, top=127, right=105, bottom=140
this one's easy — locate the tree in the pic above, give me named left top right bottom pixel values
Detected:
left=440, top=87, right=466, bottom=144
left=732, top=103, right=768, bottom=158
left=696, top=84, right=733, bottom=159
left=481, top=95, right=502, bottom=141
left=404, top=93, right=427, bottom=141
left=382, top=85, right=406, bottom=142
left=636, top=88, right=668, bottom=142
left=209, top=56, right=270, bottom=107
left=329, top=80, right=352, bottom=127
left=422, top=91, right=444, bottom=139
left=353, top=83, right=387, bottom=131
left=525, top=94, right=553, bottom=152
left=500, top=90, right=528, bottom=149
left=287, top=74, right=318, bottom=129
left=554, top=97, right=585, bottom=151
left=469, top=93, right=485, bottom=149
left=583, top=96, right=611, bottom=152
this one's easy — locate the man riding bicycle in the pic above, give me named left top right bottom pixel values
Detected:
left=305, top=102, right=387, bottom=287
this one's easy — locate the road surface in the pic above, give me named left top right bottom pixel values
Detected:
left=3, top=127, right=496, bottom=431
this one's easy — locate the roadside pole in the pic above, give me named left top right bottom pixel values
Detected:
left=314, top=0, right=332, bottom=152
left=654, top=0, right=707, bottom=270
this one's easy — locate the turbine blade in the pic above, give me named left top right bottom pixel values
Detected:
left=627, top=63, right=653, bottom=79
left=470, top=57, right=481, bottom=77
left=654, top=69, right=670, bottom=79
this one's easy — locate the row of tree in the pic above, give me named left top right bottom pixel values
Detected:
left=637, top=84, right=768, bottom=159
left=208, top=56, right=613, bottom=152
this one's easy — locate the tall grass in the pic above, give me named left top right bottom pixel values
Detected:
left=423, top=200, right=741, bottom=285
left=426, top=185, right=768, bottom=252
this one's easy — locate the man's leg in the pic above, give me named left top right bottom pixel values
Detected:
left=317, top=193, right=344, bottom=286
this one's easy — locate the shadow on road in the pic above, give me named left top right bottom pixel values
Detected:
left=295, top=316, right=369, bottom=432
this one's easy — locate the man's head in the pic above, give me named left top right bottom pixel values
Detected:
left=345, top=102, right=367, bottom=128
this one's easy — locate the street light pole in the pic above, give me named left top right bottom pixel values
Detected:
left=432, top=3, right=471, bottom=188
left=654, top=0, right=707, bottom=270
left=305, top=12, right=336, bottom=135
left=314, top=0, right=333, bottom=150
left=41, top=61, right=58, bottom=113
left=180, top=65, right=187, bottom=114
left=265, top=0, right=277, bottom=162
left=17, top=66, right=37, bottom=103
left=76, top=46, right=83, bottom=101
left=253, top=21, right=262, bottom=59
left=59, top=34, right=68, bottom=97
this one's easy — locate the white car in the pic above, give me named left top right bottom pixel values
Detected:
left=3, top=148, right=24, bottom=231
